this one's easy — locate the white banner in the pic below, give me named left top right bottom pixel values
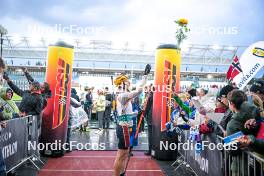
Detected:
left=233, top=41, right=264, bottom=89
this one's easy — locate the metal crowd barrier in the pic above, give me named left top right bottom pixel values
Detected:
left=0, top=115, right=43, bottom=173
left=171, top=130, right=187, bottom=170
left=171, top=130, right=198, bottom=175
left=171, top=131, right=264, bottom=176
left=217, top=135, right=264, bottom=176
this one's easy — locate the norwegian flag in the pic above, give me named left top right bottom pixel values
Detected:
left=226, top=65, right=233, bottom=80
left=226, top=56, right=243, bottom=81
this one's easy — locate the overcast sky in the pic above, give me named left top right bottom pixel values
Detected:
left=0, top=0, right=264, bottom=50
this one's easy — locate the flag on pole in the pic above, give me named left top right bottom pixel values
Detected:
left=226, top=55, right=243, bottom=81
left=226, top=65, right=232, bottom=80
left=231, top=56, right=243, bottom=78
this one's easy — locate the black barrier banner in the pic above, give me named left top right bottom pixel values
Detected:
left=185, top=133, right=224, bottom=176
left=0, top=118, right=28, bottom=171
left=27, top=116, right=38, bottom=157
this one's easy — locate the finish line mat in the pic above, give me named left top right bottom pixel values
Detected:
left=38, top=151, right=165, bottom=176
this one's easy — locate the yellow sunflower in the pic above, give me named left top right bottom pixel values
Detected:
left=178, top=18, right=188, bottom=25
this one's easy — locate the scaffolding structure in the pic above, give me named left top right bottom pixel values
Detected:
left=1, top=35, right=247, bottom=78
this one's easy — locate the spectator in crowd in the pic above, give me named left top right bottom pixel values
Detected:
left=96, top=89, right=106, bottom=131
left=198, top=88, right=208, bottom=98
left=187, top=88, right=197, bottom=98
left=36, top=81, right=52, bottom=109
left=103, top=87, right=112, bottom=129
left=21, top=67, right=52, bottom=109
left=238, top=118, right=264, bottom=154
left=0, top=57, right=5, bottom=74
left=84, top=87, right=93, bottom=118
left=226, top=89, right=261, bottom=136
left=80, top=87, right=92, bottom=132
left=251, top=94, right=263, bottom=110
left=250, top=79, right=264, bottom=107
left=173, top=92, right=196, bottom=127
left=67, top=96, right=82, bottom=152
left=215, top=96, right=227, bottom=113
left=3, top=73, right=43, bottom=117
left=218, top=85, right=235, bottom=136
left=71, top=88, right=80, bottom=102
left=0, top=88, right=20, bottom=120
left=79, top=86, right=88, bottom=105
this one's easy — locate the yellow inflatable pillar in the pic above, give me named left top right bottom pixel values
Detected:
left=152, top=44, right=181, bottom=160
left=41, top=41, right=74, bottom=156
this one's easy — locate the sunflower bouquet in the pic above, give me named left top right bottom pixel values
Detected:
left=175, top=18, right=190, bottom=48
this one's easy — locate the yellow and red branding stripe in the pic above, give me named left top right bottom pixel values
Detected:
left=45, top=45, right=73, bottom=129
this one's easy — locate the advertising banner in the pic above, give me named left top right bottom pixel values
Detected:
left=233, top=41, right=264, bottom=89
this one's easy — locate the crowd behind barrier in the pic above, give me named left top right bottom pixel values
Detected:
left=160, top=78, right=264, bottom=176
left=171, top=129, right=264, bottom=176
left=0, top=115, right=39, bottom=173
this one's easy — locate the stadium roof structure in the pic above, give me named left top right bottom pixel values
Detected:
left=2, top=35, right=247, bottom=78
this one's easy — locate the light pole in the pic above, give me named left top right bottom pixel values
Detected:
left=0, top=25, right=8, bottom=58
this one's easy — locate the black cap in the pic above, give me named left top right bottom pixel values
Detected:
left=219, top=85, right=234, bottom=98
left=250, top=80, right=264, bottom=94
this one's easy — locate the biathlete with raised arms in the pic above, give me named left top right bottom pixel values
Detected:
left=113, top=64, right=151, bottom=176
